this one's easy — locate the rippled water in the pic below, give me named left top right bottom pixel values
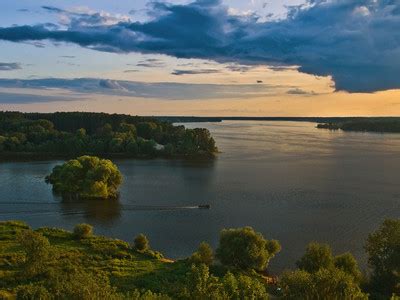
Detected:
left=1, top=121, right=400, bottom=272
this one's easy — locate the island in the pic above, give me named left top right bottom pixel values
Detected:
left=0, top=111, right=218, bottom=160
left=317, top=117, right=400, bottom=133
left=45, top=155, right=123, bottom=199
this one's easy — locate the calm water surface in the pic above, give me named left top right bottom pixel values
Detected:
left=1, top=121, right=400, bottom=272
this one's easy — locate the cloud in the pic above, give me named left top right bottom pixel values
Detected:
left=286, top=88, right=316, bottom=95
left=0, top=62, right=22, bottom=71
left=99, top=79, right=127, bottom=90
left=0, top=77, right=288, bottom=103
left=0, top=91, right=71, bottom=104
left=136, top=58, right=166, bottom=68
left=1, top=0, right=399, bottom=92
left=171, top=68, right=221, bottom=75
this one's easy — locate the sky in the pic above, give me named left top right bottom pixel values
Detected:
left=0, top=0, right=400, bottom=116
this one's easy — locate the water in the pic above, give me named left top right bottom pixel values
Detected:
left=1, top=121, right=400, bottom=272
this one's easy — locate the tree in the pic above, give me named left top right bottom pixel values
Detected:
left=334, top=252, right=362, bottom=282
left=73, top=223, right=93, bottom=239
left=296, top=242, right=334, bottom=273
left=45, top=155, right=123, bottom=199
left=216, top=227, right=281, bottom=271
left=46, top=263, right=118, bottom=299
left=190, top=242, right=214, bottom=266
left=184, top=264, right=222, bottom=299
left=17, top=230, right=52, bottom=276
left=365, top=219, right=400, bottom=296
left=280, top=268, right=367, bottom=299
left=134, top=234, right=149, bottom=252
left=137, top=122, right=158, bottom=139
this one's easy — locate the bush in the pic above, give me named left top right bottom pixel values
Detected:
left=296, top=242, right=334, bottom=273
left=280, top=268, right=367, bottom=299
left=216, top=227, right=281, bottom=271
left=189, top=242, right=214, bottom=266
left=73, top=223, right=93, bottom=239
left=17, top=230, right=52, bottom=276
left=134, top=234, right=149, bottom=252
left=16, top=284, right=51, bottom=300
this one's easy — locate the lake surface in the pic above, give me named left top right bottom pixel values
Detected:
left=1, top=121, right=400, bottom=272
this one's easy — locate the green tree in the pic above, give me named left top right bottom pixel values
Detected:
left=296, top=242, right=334, bottom=273
left=73, top=223, right=93, bottom=239
left=190, top=242, right=214, bottom=266
left=216, top=227, right=281, bottom=271
left=134, top=234, right=150, bottom=252
left=184, top=264, right=222, bottom=299
left=47, top=263, right=118, bottom=299
left=137, top=122, right=158, bottom=139
left=365, top=219, right=400, bottom=296
left=17, top=230, right=52, bottom=276
left=45, top=155, right=123, bottom=199
left=334, top=252, right=362, bottom=282
left=280, top=268, right=367, bottom=299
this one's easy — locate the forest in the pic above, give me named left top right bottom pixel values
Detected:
left=0, top=112, right=217, bottom=159
left=0, top=219, right=399, bottom=299
left=317, top=118, right=400, bottom=133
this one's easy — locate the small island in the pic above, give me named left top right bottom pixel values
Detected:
left=317, top=118, right=400, bottom=133
left=45, top=155, right=123, bottom=199
left=0, top=111, right=218, bottom=160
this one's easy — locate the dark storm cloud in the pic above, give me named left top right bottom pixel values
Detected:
left=1, top=0, right=399, bottom=92
left=0, top=62, right=22, bottom=71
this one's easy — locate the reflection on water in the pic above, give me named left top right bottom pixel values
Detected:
left=60, top=197, right=122, bottom=225
left=1, top=121, right=400, bottom=272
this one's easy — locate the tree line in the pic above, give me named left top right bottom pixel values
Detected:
left=0, top=112, right=217, bottom=158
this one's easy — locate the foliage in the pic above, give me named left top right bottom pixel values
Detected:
left=46, top=263, right=119, bottom=299
left=124, top=289, right=171, bottom=299
left=16, top=284, right=51, bottom=300
left=317, top=118, right=400, bottom=133
left=282, top=242, right=366, bottom=299
left=189, top=242, right=214, bottom=266
left=16, top=230, right=52, bottom=277
left=216, top=226, right=281, bottom=271
left=183, top=264, right=269, bottom=300
left=280, top=268, right=367, bottom=299
left=0, top=111, right=217, bottom=158
left=134, top=234, right=150, bottom=252
left=296, top=242, right=334, bottom=273
left=45, top=155, right=123, bottom=199
left=365, top=219, right=400, bottom=297
left=73, top=223, right=93, bottom=239
left=334, top=252, right=362, bottom=282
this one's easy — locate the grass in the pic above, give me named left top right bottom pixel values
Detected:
left=0, top=220, right=190, bottom=297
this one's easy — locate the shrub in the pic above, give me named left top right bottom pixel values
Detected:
left=216, top=227, right=281, bottom=271
left=17, top=230, right=52, bottom=276
left=73, top=223, right=93, bottom=239
left=189, top=242, right=214, bottom=266
left=296, top=242, right=334, bottom=273
left=134, top=234, right=149, bottom=252
left=16, top=284, right=51, bottom=300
